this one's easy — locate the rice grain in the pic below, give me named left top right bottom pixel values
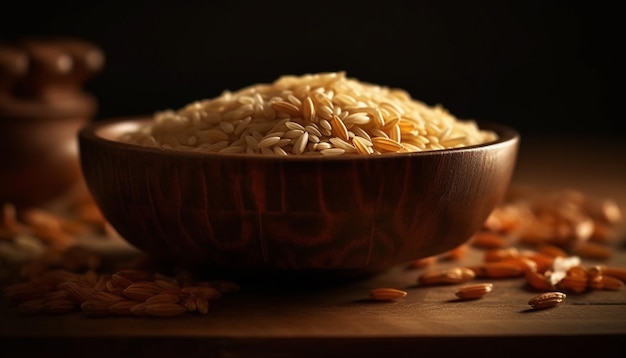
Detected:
left=119, top=72, right=497, bottom=156
left=455, top=283, right=493, bottom=300
left=528, top=292, right=566, bottom=309
left=369, top=288, right=408, bottom=301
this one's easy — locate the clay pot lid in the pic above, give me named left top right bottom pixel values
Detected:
left=0, top=37, right=103, bottom=119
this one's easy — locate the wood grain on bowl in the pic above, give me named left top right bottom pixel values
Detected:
left=78, top=118, right=519, bottom=271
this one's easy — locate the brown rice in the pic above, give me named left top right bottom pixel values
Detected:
left=118, top=72, right=498, bottom=155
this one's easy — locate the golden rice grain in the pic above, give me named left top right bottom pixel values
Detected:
left=316, top=104, right=334, bottom=121
left=21, top=209, right=74, bottom=249
left=537, top=244, right=568, bottom=258
left=519, top=252, right=555, bottom=273
left=468, top=262, right=524, bottom=279
left=571, top=242, right=613, bottom=261
left=19, top=208, right=61, bottom=232
left=154, top=278, right=181, bottom=291
left=93, top=274, right=109, bottom=291
left=408, top=256, right=438, bottom=269
left=556, top=273, right=589, bottom=293
left=524, top=270, right=555, bottom=292
left=498, top=257, right=538, bottom=273
left=258, top=136, right=283, bottom=148
left=181, top=296, right=198, bottom=312
left=108, top=300, right=142, bottom=315
left=566, top=265, right=587, bottom=277
left=369, top=288, right=408, bottom=301
left=292, top=131, right=309, bottom=155
left=130, top=302, right=149, bottom=317
left=196, top=296, right=210, bottom=314
left=145, top=293, right=180, bottom=304
left=439, top=244, right=468, bottom=261
left=270, top=101, right=301, bottom=117
left=122, top=282, right=162, bottom=302
left=418, top=267, right=476, bottom=285
left=90, top=290, right=124, bottom=304
left=589, top=275, right=624, bottom=291
left=320, top=148, right=346, bottom=156
left=371, top=137, right=404, bottom=152
left=352, top=136, right=373, bottom=154
left=470, top=231, right=507, bottom=249
left=590, top=223, right=615, bottom=243
left=0, top=203, right=20, bottom=238
left=528, top=292, right=566, bottom=309
left=483, top=247, right=520, bottom=262
left=302, top=96, right=315, bottom=120
left=455, top=283, right=493, bottom=300
left=598, top=266, right=626, bottom=282
left=110, top=274, right=134, bottom=289
left=59, top=281, right=94, bottom=304
left=330, top=115, right=349, bottom=142
left=105, top=279, right=123, bottom=295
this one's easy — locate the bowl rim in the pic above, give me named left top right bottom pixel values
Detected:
left=79, top=116, right=520, bottom=161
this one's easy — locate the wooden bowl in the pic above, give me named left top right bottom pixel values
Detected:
left=78, top=117, right=519, bottom=271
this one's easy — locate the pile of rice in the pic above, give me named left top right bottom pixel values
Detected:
left=118, top=72, right=497, bottom=156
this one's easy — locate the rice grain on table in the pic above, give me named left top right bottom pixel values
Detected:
left=119, top=72, right=498, bottom=155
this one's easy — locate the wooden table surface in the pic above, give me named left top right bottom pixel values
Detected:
left=1, top=134, right=625, bottom=358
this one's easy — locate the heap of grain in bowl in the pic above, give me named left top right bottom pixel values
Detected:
left=119, top=72, right=498, bottom=156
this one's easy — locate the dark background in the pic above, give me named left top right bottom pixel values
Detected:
left=2, top=0, right=621, bottom=139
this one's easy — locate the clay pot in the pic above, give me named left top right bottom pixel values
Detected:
left=0, top=37, right=103, bottom=208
